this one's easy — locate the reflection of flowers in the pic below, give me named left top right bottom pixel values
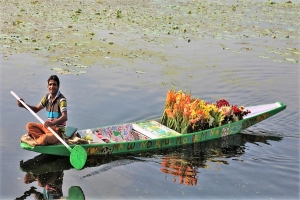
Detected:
left=161, top=88, right=251, bottom=134
left=161, top=157, right=198, bottom=186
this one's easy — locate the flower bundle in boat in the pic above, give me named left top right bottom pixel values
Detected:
left=161, top=89, right=251, bottom=134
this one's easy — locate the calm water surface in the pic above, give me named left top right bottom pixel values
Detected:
left=1, top=44, right=299, bottom=200
left=1, top=0, right=299, bottom=199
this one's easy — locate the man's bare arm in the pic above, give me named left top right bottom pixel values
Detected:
left=17, top=99, right=43, bottom=113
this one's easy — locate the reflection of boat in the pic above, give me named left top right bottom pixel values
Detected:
left=18, top=153, right=141, bottom=200
left=18, top=155, right=86, bottom=199
left=19, top=131, right=283, bottom=194
left=19, top=153, right=141, bottom=175
left=18, top=154, right=85, bottom=199
left=158, top=132, right=283, bottom=186
left=20, top=102, right=286, bottom=157
left=16, top=185, right=84, bottom=200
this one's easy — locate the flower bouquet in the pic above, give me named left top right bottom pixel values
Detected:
left=161, top=88, right=251, bottom=134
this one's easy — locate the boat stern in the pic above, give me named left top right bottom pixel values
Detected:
left=20, top=142, right=71, bottom=156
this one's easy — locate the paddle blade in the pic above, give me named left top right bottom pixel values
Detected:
left=70, top=145, right=87, bottom=170
left=67, top=186, right=85, bottom=200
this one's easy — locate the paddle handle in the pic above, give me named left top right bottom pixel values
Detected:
left=11, top=91, right=71, bottom=150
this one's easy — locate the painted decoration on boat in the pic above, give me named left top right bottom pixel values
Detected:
left=84, top=115, right=260, bottom=156
left=132, top=120, right=181, bottom=139
left=79, top=123, right=139, bottom=143
left=132, top=130, right=150, bottom=140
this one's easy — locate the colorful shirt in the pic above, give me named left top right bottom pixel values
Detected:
left=40, top=91, right=67, bottom=135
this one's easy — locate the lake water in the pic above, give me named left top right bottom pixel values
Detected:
left=0, top=0, right=299, bottom=199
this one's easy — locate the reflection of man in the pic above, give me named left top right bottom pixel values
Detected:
left=24, top=171, right=64, bottom=199
left=15, top=186, right=45, bottom=200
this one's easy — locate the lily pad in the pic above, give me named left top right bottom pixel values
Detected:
left=284, top=58, right=298, bottom=63
left=74, top=71, right=86, bottom=75
left=135, top=70, right=146, bottom=74
left=51, top=67, right=64, bottom=71
left=51, top=67, right=70, bottom=74
left=286, top=48, right=296, bottom=51
left=259, top=55, right=269, bottom=59
left=74, top=65, right=88, bottom=68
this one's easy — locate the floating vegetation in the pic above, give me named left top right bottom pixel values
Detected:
left=116, top=9, right=122, bottom=18
left=0, top=0, right=299, bottom=75
left=51, top=67, right=70, bottom=74
left=135, top=70, right=146, bottom=74
left=259, top=55, right=270, bottom=59
left=284, top=58, right=298, bottom=63
left=76, top=71, right=86, bottom=75
left=74, top=65, right=89, bottom=68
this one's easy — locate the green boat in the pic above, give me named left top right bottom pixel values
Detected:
left=20, top=102, right=286, bottom=157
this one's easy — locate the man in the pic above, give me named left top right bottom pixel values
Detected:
left=17, top=75, right=67, bottom=145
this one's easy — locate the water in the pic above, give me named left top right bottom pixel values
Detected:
left=1, top=0, right=299, bottom=199
left=1, top=48, right=299, bottom=200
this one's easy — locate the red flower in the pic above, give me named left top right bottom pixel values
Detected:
left=232, top=105, right=241, bottom=115
left=216, top=99, right=230, bottom=108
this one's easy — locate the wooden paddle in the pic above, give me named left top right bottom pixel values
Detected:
left=11, top=91, right=87, bottom=170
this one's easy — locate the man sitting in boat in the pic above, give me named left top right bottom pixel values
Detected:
left=17, top=75, right=67, bottom=146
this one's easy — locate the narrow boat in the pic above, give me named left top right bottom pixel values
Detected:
left=20, top=102, right=286, bottom=156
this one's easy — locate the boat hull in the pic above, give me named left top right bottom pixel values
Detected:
left=20, top=102, right=286, bottom=156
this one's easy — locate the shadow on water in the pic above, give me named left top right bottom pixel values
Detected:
left=18, top=131, right=282, bottom=199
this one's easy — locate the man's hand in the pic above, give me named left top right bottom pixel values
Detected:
left=44, top=121, right=53, bottom=128
left=17, top=98, right=25, bottom=108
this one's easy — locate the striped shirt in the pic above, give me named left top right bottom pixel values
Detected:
left=40, top=91, right=67, bottom=135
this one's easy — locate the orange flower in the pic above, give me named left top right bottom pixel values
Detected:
left=183, top=106, right=191, bottom=119
left=189, top=118, right=198, bottom=124
left=165, top=108, right=174, bottom=118
left=173, top=103, right=178, bottom=115
left=166, top=90, right=176, bottom=106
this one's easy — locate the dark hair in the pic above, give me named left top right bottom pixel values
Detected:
left=48, top=75, right=60, bottom=86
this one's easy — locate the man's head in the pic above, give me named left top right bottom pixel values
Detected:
left=47, top=75, right=60, bottom=95
left=48, top=75, right=60, bottom=87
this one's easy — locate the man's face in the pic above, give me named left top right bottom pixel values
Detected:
left=48, top=80, right=59, bottom=95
